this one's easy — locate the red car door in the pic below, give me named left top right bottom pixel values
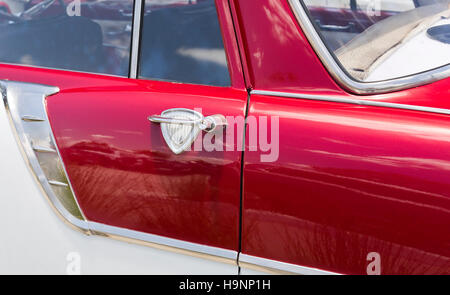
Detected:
left=48, top=82, right=247, bottom=253
left=237, top=0, right=450, bottom=275
left=51, top=0, right=246, bottom=258
left=0, top=0, right=247, bottom=261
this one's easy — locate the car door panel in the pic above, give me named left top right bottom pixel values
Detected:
left=0, top=96, right=238, bottom=274
left=242, top=93, right=450, bottom=274
left=46, top=80, right=247, bottom=251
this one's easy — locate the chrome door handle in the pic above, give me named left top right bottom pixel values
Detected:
left=148, top=115, right=203, bottom=125
left=148, top=110, right=227, bottom=133
left=148, top=108, right=228, bottom=154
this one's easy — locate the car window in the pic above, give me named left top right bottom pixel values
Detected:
left=0, top=0, right=134, bottom=76
left=301, top=0, right=450, bottom=82
left=138, top=0, right=231, bottom=86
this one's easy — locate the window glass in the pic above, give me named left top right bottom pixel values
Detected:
left=301, top=0, right=450, bottom=82
left=0, top=0, right=134, bottom=76
left=139, top=0, right=230, bottom=86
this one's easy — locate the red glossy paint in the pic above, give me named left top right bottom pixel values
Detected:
left=216, top=0, right=246, bottom=89
left=233, top=0, right=450, bottom=110
left=47, top=80, right=247, bottom=250
left=233, top=0, right=345, bottom=94
left=238, top=0, right=450, bottom=275
left=243, top=94, right=450, bottom=275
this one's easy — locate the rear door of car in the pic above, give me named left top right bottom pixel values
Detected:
left=51, top=0, right=247, bottom=259
left=0, top=0, right=247, bottom=266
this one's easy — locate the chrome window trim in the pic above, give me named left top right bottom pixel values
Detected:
left=239, top=254, right=341, bottom=275
left=129, top=0, right=143, bottom=79
left=289, top=0, right=450, bottom=95
left=252, top=89, right=450, bottom=116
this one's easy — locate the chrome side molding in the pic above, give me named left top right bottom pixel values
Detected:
left=252, top=89, right=450, bottom=116
left=21, top=115, right=45, bottom=122
left=239, top=254, right=341, bottom=275
left=1, top=80, right=87, bottom=225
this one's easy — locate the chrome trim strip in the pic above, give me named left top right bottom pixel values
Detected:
left=22, top=115, right=45, bottom=122
left=289, top=0, right=450, bottom=95
left=48, top=180, right=69, bottom=187
left=32, top=145, right=57, bottom=153
left=89, top=221, right=237, bottom=262
left=129, top=0, right=143, bottom=79
left=252, top=90, right=450, bottom=116
left=239, top=254, right=341, bottom=275
left=1, top=81, right=89, bottom=230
